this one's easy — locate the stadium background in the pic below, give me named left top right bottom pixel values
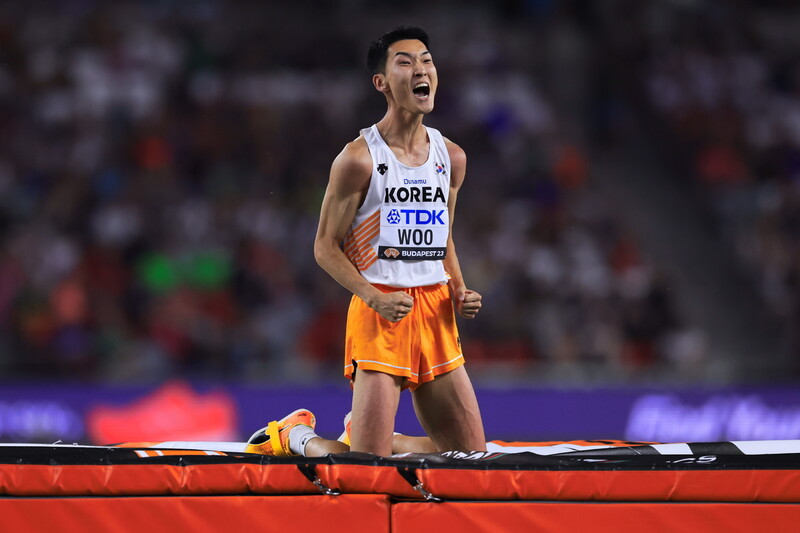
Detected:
left=1, top=0, right=800, bottom=445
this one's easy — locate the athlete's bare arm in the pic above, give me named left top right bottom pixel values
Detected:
left=442, top=140, right=482, bottom=319
left=314, top=138, right=414, bottom=322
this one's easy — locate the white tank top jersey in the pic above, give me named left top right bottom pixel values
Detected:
left=342, top=124, right=451, bottom=288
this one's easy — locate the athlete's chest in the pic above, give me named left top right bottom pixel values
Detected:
left=388, top=144, right=429, bottom=167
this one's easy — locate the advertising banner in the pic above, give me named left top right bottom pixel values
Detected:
left=1, top=381, right=800, bottom=444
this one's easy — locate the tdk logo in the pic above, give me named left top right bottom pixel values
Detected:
left=384, top=186, right=446, bottom=203
left=386, top=209, right=446, bottom=225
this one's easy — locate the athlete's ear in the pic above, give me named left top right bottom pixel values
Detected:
left=373, top=73, right=388, bottom=93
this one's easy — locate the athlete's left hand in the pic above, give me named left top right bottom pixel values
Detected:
left=455, top=288, right=482, bottom=319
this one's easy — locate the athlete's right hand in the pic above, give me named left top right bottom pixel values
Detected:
left=372, top=291, right=414, bottom=322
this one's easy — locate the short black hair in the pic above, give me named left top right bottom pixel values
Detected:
left=366, top=26, right=430, bottom=75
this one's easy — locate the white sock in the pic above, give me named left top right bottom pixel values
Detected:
left=289, top=425, right=318, bottom=456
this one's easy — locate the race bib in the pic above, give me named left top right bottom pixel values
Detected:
left=377, top=205, right=448, bottom=261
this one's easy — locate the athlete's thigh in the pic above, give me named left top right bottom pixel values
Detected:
left=411, top=366, right=486, bottom=452
left=350, top=369, right=403, bottom=456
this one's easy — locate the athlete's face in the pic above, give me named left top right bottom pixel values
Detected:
left=375, top=39, right=437, bottom=114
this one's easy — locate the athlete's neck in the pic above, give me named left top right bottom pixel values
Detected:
left=376, top=111, right=427, bottom=155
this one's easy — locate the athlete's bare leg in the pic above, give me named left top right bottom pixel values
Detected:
left=391, top=435, right=439, bottom=454
left=350, top=369, right=403, bottom=456
left=411, top=365, right=486, bottom=452
left=295, top=434, right=437, bottom=457
left=304, top=437, right=349, bottom=456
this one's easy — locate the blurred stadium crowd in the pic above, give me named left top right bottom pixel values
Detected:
left=637, top=1, right=800, bottom=366
left=0, top=0, right=795, bottom=385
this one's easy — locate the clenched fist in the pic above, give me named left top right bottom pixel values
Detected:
left=454, top=288, right=481, bottom=319
left=372, top=290, right=414, bottom=322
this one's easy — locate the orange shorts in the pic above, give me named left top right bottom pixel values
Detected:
left=344, top=283, right=464, bottom=390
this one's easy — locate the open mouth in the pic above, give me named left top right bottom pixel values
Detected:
left=413, top=82, right=430, bottom=99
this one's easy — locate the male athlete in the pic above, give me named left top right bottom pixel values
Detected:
left=252, top=26, right=486, bottom=457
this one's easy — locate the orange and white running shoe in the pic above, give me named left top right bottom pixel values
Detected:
left=245, top=409, right=316, bottom=456
left=336, top=411, right=352, bottom=446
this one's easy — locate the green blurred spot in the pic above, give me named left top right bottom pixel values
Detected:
left=137, top=251, right=231, bottom=292
left=183, top=251, right=231, bottom=289
left=137, top=253, right=179, bottom=292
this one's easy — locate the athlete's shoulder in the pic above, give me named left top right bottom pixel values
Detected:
left=340, top=134, right=371, bottom=161
left=442, top=137, right=466, bottom=181
left=443, top=137, right=466, bottom=163
left=332, top=135, right=373, bottom=180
